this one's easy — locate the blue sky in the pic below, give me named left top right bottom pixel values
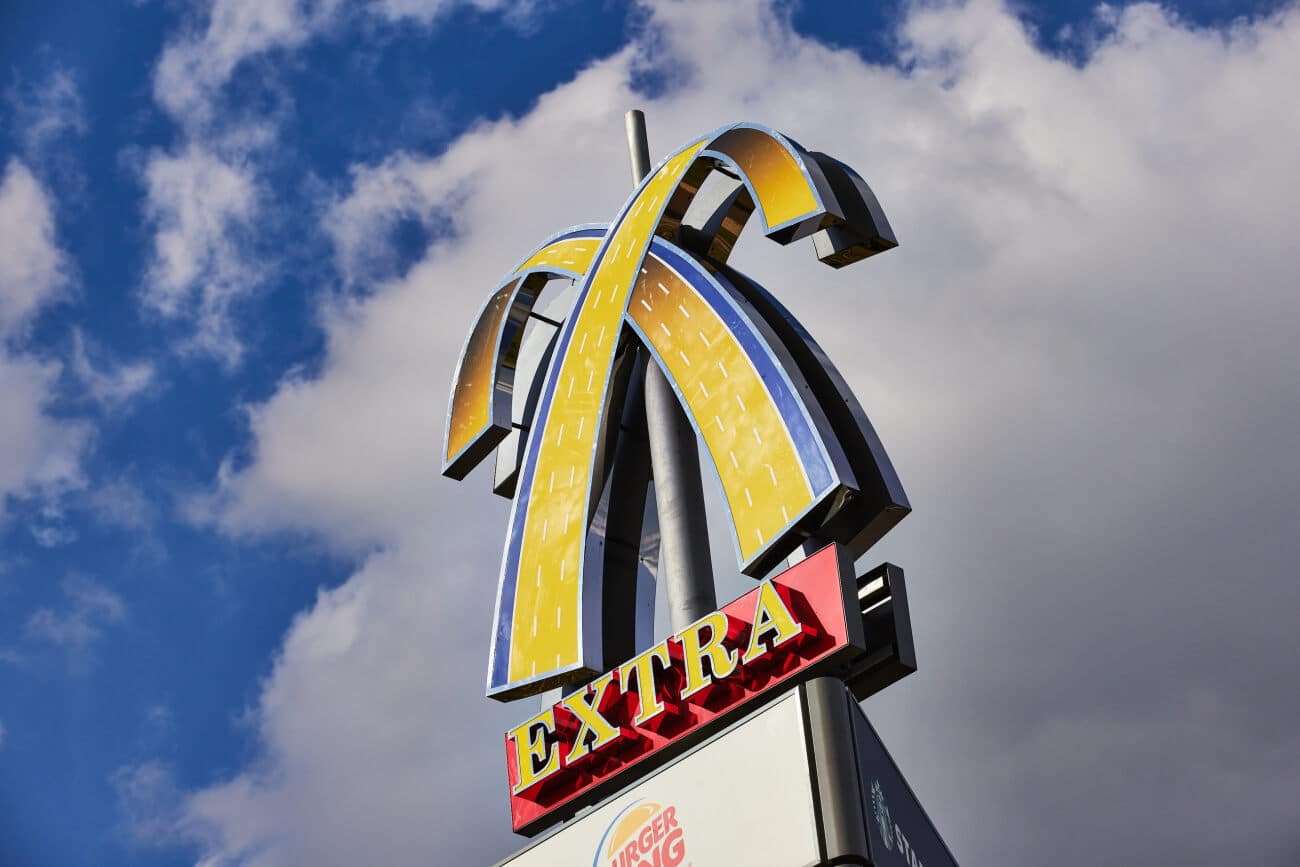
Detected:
left=1, top=1, right=1298, bottom=865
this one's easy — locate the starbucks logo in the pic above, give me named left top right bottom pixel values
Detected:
left=871, top=777, right=894, bottom=851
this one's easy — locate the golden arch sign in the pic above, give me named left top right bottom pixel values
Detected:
left=443, top=123, right=909, bottom=700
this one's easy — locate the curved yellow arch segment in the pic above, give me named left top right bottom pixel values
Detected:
left=442, top=235, right=601, bottom=477
left=706, top=126, right=821, bottom=232
left=504, top=144, right=706, bottom=687
left=445, top=279, right=515, bottom=468
left=514, top=235, right=601, bottom=275
left=628, top=256, right=813, bottom=561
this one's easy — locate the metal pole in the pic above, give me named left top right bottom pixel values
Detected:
left=624, top=110, right=652, bottom=185
left=625, top=110, right=717, bottom=631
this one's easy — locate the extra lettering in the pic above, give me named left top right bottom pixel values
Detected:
left=741, top=580, right=804, bottom=664
left=510, top=577, right=813, bottom=795
left=618, top=640, right=673, bottom=726
left=508, top=709, right=561, bottom=794
left=677, top=611, right=738, bottom=700
left=562, top=672, right=622, bottom=764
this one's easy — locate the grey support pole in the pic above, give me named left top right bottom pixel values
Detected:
left=624, top=109, right=652, bottom=186
left=625, top=110, right=717, bottom=631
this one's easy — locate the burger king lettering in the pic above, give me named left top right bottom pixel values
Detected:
left=596, top=802, right=686, bottom=867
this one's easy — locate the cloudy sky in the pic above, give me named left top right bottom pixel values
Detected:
left=2, top=0, right=1299, bottom=864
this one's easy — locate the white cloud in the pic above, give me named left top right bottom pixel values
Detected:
left=0, top=159, right=71, bottom=337
left=154, top=0, right=347, bottom=129
left=370, top=0, right=522, bottom=26
left=141, top=145, right=259, bottom=365
left=83, top=475, right=158, bottom=533
left=5, top=66, right=86, bottom=156
left=0, top=160, right=88, bottom=511
left=112, top=761, right=187, bottom=847
left=70, top=328, right=157, bottom=412
left=152, top=0, right=515, bottom=129
left=0, top=352, right=87, bottom=508
left=167, top=2, right=1300, bottom=866
left=321, top=153, right=445, bottom=286
left=142, top=0, right=538, bottom=364
left=25, top=576, right=127, bottom=659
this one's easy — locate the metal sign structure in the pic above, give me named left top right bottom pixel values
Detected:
left=442, top=113, right=959, bottom=863
left=444, top=120, right=907, bottom=700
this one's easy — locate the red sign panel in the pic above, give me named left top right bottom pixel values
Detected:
left=504, top=543, right=866, bottom=835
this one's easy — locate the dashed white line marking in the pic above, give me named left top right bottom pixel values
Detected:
left=574, top=246, right=587, bottom=252
left=576, top=417, right=584, bottom=439
left=563, top=259, right=575, bottom=265
left=699, top=382, right=710, bottom=399
left=658, top=322, right=671, bottom=338
left=597, top=325, right=606, bottom=347
left=781, top=505, right=790, bottom=522
left=549, top=471, right=555, bottom=493
left=611, top=242, right=621, bottom=260
left=532, top=612, right=538, bottom=637
left=556, top=423, right=565, bottom=445
left=579, top=333, right=588, bottom=354
left=755, top=528, right=764, bottom=545
left=640, top=298, right=653, bottom=312
left=567, top=376, right=574, bottom=398
left=717, top=360, right=729, bottom=378
left=714, top=415, right=725, bottom=432
left=586, top=370, right=594, bottom=392
left=556, top=608, right=562, bottom=628
left=735, top=394, right=747, bottom=412
left=569, top=465, right=575, bottom=487
left=744, top=487, right=753, bottom=507
left=752, top=427, right=763, bottom=445
left=560, top=558, right=566, bottom=582
left=677, top=304, right=691, bottom=318
left=698, top=331, right=712, bottom=348
left=678, top=350, right=692, bottom=367
left=767, top=464, right=778, bottom=486
left=542, top=519, right=548, bottom=541
left=536, top=564, right=542, bottom=588
left=729, top=450, right=738, bottom=469
left=656, top=282, right=670, bottom=296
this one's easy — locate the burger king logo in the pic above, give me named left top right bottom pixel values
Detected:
left=593, top=800, right=686, bottom=867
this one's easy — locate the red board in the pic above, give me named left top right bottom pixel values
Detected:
left=504, top=543, right=865, bottom=835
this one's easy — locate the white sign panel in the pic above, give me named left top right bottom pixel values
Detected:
left=498, top=691, right=822, bottom=867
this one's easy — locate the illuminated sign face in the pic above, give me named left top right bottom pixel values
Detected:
left=503, top=544, right=872, bottom=835
left=443, top=123, right=909, bottom=701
